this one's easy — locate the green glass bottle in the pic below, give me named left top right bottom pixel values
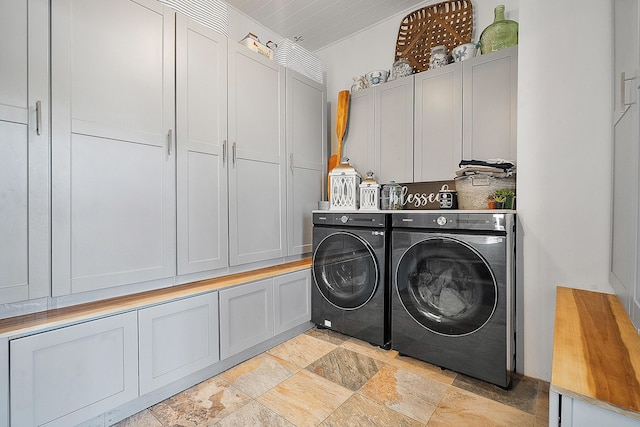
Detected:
left=479, top=5, right=518, bottom=54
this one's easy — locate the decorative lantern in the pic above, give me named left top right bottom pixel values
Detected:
left=329, top=160, right=361, bottom=210
left=359, top=171, right=380, bottom=210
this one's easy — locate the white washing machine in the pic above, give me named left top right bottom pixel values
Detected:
left=391, top=211, right=516, bottom=388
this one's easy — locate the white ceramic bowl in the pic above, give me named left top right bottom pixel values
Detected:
left=365, top=70, right=389, bottom=86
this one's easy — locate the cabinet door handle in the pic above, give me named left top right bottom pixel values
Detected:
left=167, top=129, right=173, bottom=155
left=35, top=100, right=42, bottom=136
left=290, top=153, right=294, bottom=172
left=232, top=141, right=236, bottom=166
left=223, top=140, right=227, bottom=164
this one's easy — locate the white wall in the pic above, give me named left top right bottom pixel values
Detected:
left=517, top=1, right=613, bottom=381
left=316, top=0, right=614, bottom=382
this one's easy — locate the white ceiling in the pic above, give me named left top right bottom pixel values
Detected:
left=226, top=0, right=426, bottom=52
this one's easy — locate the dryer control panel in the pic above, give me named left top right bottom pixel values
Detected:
left=392, top=212, right=514, bottom=232
left=313, top=212, right=387, bottom=228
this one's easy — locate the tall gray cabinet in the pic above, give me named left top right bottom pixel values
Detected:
left=0, top=0, right=50, bottom=304
left=611, top=0, right=640, bottom=329
left=51, top=0, right=176, bottom=295
left=6, top=0, right=323, bottom=305
left=176, top=14, right=228, bottom=275
left=228, top=43, right=287, bottom=267
left=286, top=70, right=326, bottom=256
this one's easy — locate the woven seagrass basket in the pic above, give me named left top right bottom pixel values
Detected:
left=394, top=0, right=473, bottom=73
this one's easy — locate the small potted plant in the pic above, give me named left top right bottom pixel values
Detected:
left=487, top=194, right=496, bottom=209
left=493, top=189, right=515, bottom=209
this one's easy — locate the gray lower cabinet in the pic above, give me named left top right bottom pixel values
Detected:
left=138, top=292, right=219, bottom=395
left=274, top=269, right=311, bottom=335
left=219, top=269, right=311, bottom=359
left=10, top=312, right=139, bottom=426
left=219, top=278, right=274, bottom=359
left=550, top=391, right=640, bottom=427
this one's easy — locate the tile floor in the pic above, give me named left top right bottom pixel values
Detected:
left=114, top=327, right=550, bottom=426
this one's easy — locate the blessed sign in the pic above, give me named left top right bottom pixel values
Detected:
left=396, top=180, right=456, bottom=210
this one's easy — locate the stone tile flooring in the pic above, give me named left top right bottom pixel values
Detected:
left=114, top=327, right=550, bottom=426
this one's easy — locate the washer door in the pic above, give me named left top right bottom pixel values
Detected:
left=313, top=231, right=378, bottom=310
left=396, top=236, right=497, bottom=336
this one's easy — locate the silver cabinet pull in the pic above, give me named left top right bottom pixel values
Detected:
left=168, top=129, right=173, bottom=155
left=232, top=141, right=237, bottom=165
left=290, top=153, right=294, bottom=172
left=222, top=140, right=227, bottom=164
left=35, top=100, right=42, bottom=136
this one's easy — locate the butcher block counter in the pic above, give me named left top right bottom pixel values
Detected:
left=550, top=286, right=640, bottom=426
left=0, top=258, right=311, bottom=338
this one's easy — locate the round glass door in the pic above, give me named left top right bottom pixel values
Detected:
left=313, top=232, right=378, bottom=310
left=395, top=237, right=497, bottom=336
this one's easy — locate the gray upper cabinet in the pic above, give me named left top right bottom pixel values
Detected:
left=343, top=77, right=414, bottom=185
left=374, top=76, right=415, bottom=184
left=51, top=0, right=176, bottom=295
left=348, top=47, right=517, bottom=186
left=176, top=14, right=229, bottom=275
left=414, top=62, right=463, bottom=182
left=228, top=43, right=287, bottom=266
left=286, top=70, right=326, bottom=256
left=0, top=0, right=50, bottom=304
left=462, top=46, right=518, bottom=162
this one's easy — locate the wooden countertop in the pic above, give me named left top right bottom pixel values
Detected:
left=551, top=286, right=640, bottom=420
left=0, top=259, right=311, bottom=339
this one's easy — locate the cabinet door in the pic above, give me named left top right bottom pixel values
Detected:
left=286, top=70, right=326, bottom=255
left=343, top=88, right=375, bottom=176
left=611, top=0, right=640, bottom=326
left=10, top=312, right=138, bottom=426
left=0, top=0, right=49, bottom=303
left=462, top=46, right=518, bottom=161
left=139, top=292, right=219, bottom=395
left=414, top=64, right=463, bottom=182
left=228, top=44, right=286, bottom=266
left=375, top=76, right=415, bottom=184
left=274, top=269, right=311, bottom=335
left=51, top=0, right=176, bottom=295
left=219, top=279, right=274, bottom=359
left=176, top=14, right=228, bottom=275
